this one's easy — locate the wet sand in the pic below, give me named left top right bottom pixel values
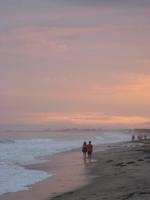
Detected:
left=50, top=142, right=150, bottom=200
left=0, top=150, right=91, bottom=200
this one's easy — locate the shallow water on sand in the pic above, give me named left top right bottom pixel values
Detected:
left=0, top=130, right=130, bottom=195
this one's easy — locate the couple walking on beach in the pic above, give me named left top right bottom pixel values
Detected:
left=82, top=141, right=93, bottom=160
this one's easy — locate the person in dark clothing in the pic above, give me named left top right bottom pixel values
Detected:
left=82, top=141, right=87, bottom=160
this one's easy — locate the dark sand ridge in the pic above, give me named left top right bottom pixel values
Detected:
left=50, top=142, right=150, bottom=200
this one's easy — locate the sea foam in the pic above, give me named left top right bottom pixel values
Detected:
left=0, top=131, right=130, bottom=195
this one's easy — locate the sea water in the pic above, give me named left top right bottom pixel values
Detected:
left=0, top=130, right=130, bottom=195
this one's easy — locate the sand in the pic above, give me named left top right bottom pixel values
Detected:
left=1, top=142, right=150, bottom=200
left=0, top=150, right=90, bottom=200
left=50, top=142, right=150, bottom=200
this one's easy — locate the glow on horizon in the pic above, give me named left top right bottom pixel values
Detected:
left=15, top=112, right=150, bottom=128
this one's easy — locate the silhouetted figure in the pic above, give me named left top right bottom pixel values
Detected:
left=87, top=141, right=93, bottom=160
left=131, top=134, right=135, bottom=142
left=137, top=135, right=142, bottom=141
left=82, top=141, right=87, bottom=160
left=144, top=135, right=147, bottom=141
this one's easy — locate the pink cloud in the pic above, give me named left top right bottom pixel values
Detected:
left=21, top=112, right=150, bottom=128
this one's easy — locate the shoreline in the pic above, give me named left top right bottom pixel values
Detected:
left=1, top=141, right=144, bottom=200
left=50, top=141, right=150, bottom=200
left=0, top=148, right=94, bottom=200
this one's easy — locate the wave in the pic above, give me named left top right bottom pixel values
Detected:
left=0, top=139, right=15, bottom=144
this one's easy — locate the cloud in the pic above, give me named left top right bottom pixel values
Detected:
left=22, top=112, right=150, bottom=128
left=54, top=0, right=150, bottom=7
left=0, top=0, right=150, bottom=128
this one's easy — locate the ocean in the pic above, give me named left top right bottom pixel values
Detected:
left=0, top=129, right=130, bottom=195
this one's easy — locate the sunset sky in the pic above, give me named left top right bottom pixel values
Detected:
left=0, top=0, right=150, bottom=128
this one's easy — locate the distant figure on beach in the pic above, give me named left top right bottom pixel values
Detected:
left=82, top=141, right=87, bottom=160
left=131, top=134, right=135, bottom=142
left=87, top=141, right=93, bottom=160
left=144, top=135, right=147, bottom=141
left=137, top=135, right=142, bottom=141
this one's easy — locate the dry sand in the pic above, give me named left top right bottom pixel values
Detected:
left=51, top=142, right=150, bottom=200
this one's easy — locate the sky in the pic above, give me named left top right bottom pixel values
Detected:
left=0, top=0, right=150, bottom=129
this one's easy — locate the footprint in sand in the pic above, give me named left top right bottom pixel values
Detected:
left=126, top=161, right=135, bottom=164
left=106, top=159, right=113, bottom=163
left=115, top=162, right=126, bottom=167
left=144, top=156, right=150, bottom=159
left=137, top=159, right=144, bottom=162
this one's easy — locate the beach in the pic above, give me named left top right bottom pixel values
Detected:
left=0, top=130, right=130, bottom=198
left=1, top=140, right=150, bottom=200
left=50, top=142, right=150, bottom=200
left=1, top=0, right=150, bottom=198
left=0, top=149, right=90, bottom=200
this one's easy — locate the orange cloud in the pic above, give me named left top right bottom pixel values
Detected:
left=91, top=74, right=150, bottom=103
left=23, top=112, right=150, bottom=127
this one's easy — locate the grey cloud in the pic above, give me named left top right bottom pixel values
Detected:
left=1, top=0, right=149, bottom=14
left=53, top=0, right=150, bottom=7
